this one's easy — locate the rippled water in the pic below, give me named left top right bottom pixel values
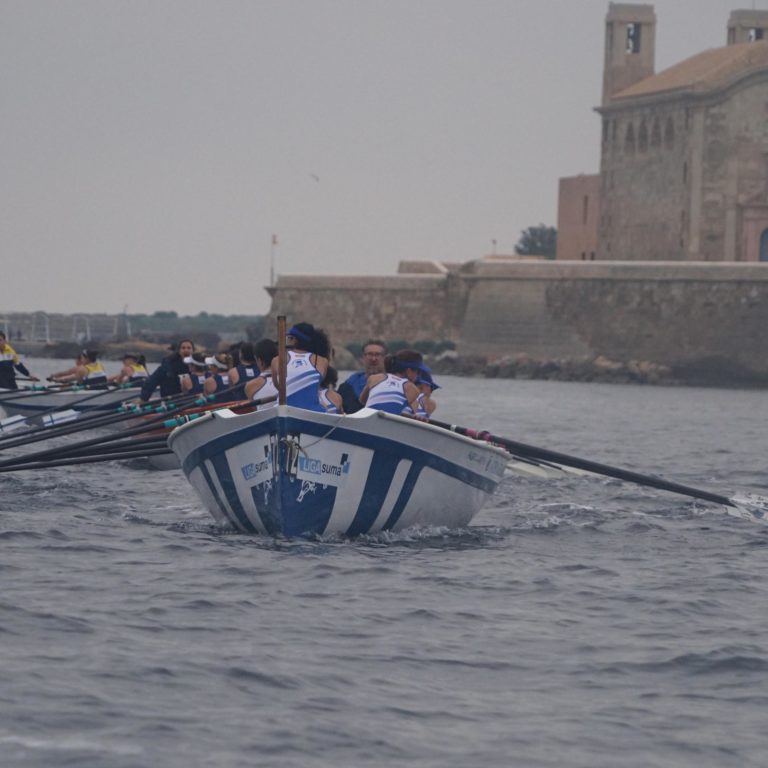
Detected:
left=2, top=361, right=767, bottom=767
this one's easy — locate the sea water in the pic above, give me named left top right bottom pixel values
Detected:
left=1, top=360, right=767, bottom=767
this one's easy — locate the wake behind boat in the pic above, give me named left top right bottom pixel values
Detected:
left=168, top=405, right=509, bottom=537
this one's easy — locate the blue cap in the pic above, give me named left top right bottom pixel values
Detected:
left=416, top=374, right=440, bottom=390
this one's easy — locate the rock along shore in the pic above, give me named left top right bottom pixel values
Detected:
left=428, top=353, right=768, bottom=388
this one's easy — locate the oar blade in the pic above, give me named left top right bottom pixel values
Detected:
left=0, top=415, right=28, bottom=434
left=727, top=493, right=768, bottom=523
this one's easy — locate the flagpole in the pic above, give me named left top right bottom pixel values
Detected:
left=270, top=234, right=278, bottom=287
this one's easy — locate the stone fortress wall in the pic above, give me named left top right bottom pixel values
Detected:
left=266, top=258, right=768, bottom=382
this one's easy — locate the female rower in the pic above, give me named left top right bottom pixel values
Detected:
left=49, top=350, right=108, bottom=387
left=203, top=352, right=234, bottom=401
left=360, top=349, right=424, bottom=416
left=319, top=365, right=343, bottom=414
left=139, top=339, right=195, bottom=402
left=180, top=353, right=209, bottom=395
left=270, top=322, right=329, bottom=412
left=244, top=338, right=279, bottom=406
left=228, top=342, right=260, bottom=402
left=409, top=370, right=439, bottom=418
left=108, top=353, right=148, bottom=386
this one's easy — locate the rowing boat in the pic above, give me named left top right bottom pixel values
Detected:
left=168, top=405, right=508, bottom=537
left=0, top=386, right=136, bottom=418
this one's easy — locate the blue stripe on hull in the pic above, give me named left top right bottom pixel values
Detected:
left=382, top=463, right=424, bottom=530
left=180, top=413, right=499, bottom=537
left=249, top=482, right=280, bottom=536
left=209, top=454, right=260, bottom=534
left=198, top=461, right=240, bottom=530
left=345, top=452, right=401, bottom=536
left=182, top=419, right=496, bottom=495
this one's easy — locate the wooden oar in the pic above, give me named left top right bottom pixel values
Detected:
left=4, top=384, right=136, bottom=428
left=0, top=386, right=215, bottom=449
left=0, top=393, right=158, bottom=450
left=0, top=447, right=174, bottom=472
left=0, top=383, right=71, bottom=401
left=427, top=418, right=768, bottom=520
left=0, top=410, right=200, bottom=469
left=4, top=435, right=171, bottom=466
left=0, top=395, right=273, bottom=470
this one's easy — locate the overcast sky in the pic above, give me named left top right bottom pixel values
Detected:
left=2, top=0, right=765, bottom=316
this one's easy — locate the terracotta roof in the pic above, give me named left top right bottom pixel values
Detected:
left=614, top=41, right=768, bottom=100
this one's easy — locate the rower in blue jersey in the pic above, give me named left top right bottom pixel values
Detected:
left=228, top=342, right=260, bottom=402
left=360, top=349, right=426, bottom=417
left=180, top=353, right=209, bottom=395
left=271, top=322, right=330, bottom=413
left=319, top=365, right=343, bottom=414
left=244, top=338, right=279, bottom=407
left=203, top=353, right=234, bottom=402
left=403, top=369, right=440, bottom=418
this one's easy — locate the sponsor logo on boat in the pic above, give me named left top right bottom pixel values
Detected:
left=240, top=455, right=272, bottom=482
left=296, top=453, right=351, bottom=486
left=485, top=456, right=506, bottom=476
left=467, top=449, right=505, bottom=477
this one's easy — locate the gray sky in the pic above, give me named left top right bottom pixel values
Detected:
left=1, top=0, right=764, bottom=316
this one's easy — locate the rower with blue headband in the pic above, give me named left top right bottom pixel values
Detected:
left=360, top=349, right=426, bottom=417
left=273, top=321, right=331, bottom=412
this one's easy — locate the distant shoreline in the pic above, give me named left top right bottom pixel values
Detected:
left=15, top=342, right=766, bottom=389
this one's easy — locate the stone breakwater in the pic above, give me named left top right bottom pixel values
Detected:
left=429, top=353, right=768, bottom=388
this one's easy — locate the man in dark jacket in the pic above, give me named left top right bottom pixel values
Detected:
left=140, top=339, right=195, bottom=401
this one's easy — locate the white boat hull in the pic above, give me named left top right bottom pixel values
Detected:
left=169, top=406, right=508, bottom=537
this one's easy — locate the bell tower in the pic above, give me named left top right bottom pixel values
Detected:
left=602, top=3, right=656, bottom=105
left=727, top=9, right=768, bottom=44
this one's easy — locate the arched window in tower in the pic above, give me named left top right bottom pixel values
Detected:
left=638, top=120, right=649, bottom=153
left=626, top=22, right=642, bottom=53
left=760, top=228, right=768, bottom=261
left=664, top=117, right=675, bottom=149
left=624, top=123, right=636, bottom=154
left=651, top=118, right=662, bottom=148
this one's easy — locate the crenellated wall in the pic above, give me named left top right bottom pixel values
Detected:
left=266, top=259, right=768, bottom=381
left=265, top=272, right=456, bottom=346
